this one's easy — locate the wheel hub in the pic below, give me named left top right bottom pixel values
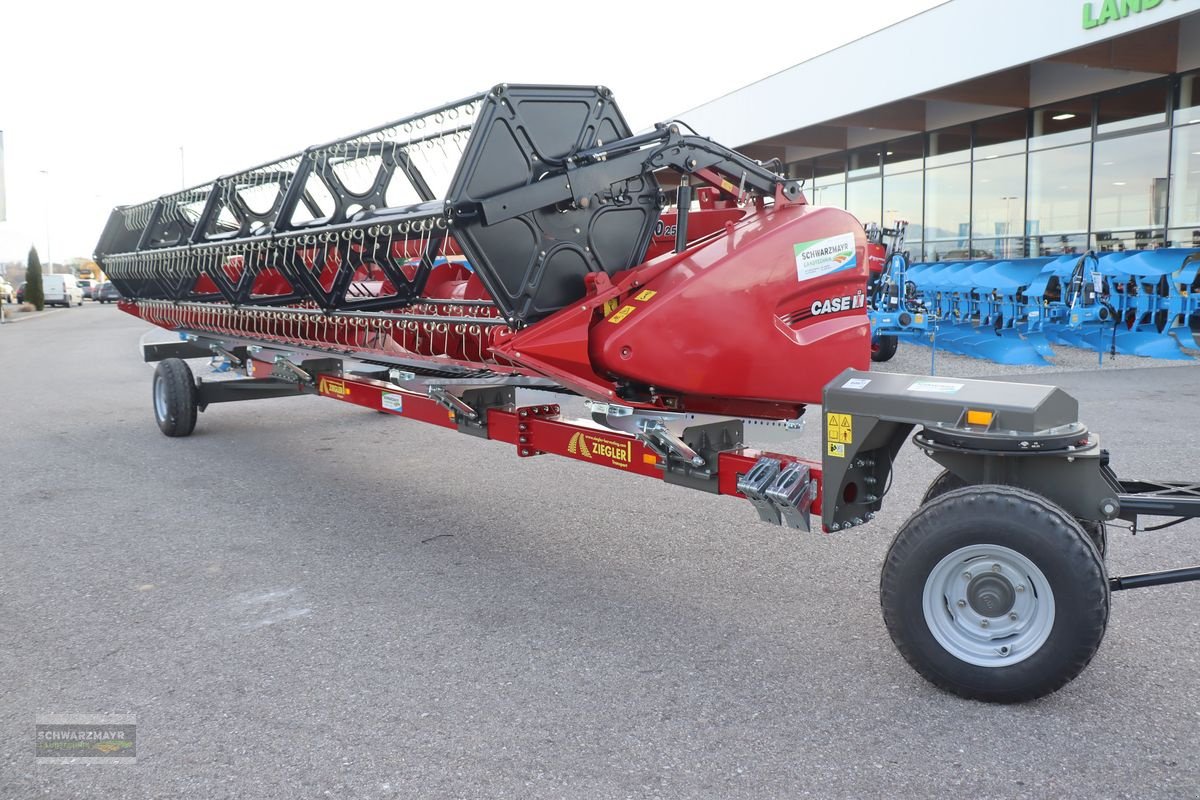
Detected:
left=966, top=573, right=1016, bottom=617
left=922, top=544, right=1056, bottom=667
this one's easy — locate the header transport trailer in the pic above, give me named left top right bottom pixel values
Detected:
left=96, top=85, right=1200, bottom=702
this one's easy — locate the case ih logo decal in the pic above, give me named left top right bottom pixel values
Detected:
left=567, top=432, right=633, bottom=468
left=780, top=290, right=867, bottom=327
left=811, top=292, right=867, bottom=316
left=318, top=377, right=352, bottom=400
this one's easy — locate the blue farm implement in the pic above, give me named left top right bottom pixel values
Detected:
left=869, top=235, right=1200, bottom=366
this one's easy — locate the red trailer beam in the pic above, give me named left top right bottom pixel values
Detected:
left=298, top=367, right=823, bottom=517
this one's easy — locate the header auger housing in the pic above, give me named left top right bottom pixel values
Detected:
left=103, top=84, right=1199, bottom=704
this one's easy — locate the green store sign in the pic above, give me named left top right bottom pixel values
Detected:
left=1082, top=0, right=1177, bottom=30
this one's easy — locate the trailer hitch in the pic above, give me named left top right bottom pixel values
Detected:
left=736, top=457, right=818, bottom=532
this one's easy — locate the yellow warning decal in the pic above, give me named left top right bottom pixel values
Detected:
left=634, top=289, right=657, bottom=302
left=608, top=305, right=636, bottom=324
left=720, top=179, right=736, bottom=193
left=826, top=412, right=853, bottom=444
left=828, top=442, right=846, bottom=458
left=602, top=298, right=619, bottom=317
left=319, top=376, right=351, bottom=399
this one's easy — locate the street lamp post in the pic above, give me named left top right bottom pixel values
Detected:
left=1001, top=196, right=1018, bottom=257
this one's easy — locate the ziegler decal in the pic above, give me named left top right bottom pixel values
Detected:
left=567, top=432, right=633, bottom=468
left=318, top=376, right=352, bottom=400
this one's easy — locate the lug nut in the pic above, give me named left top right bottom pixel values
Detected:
left=980, top=620, right=989, bottom=628
left=1009, top=612, right=1018, bottom=621
left=956, top=599, right=967, bottom=608
left=1016, top=584, right=1025, bottom=592
left=963, top=572, right=972, bottom=580
left=991, top=563, right=1002, bottom=572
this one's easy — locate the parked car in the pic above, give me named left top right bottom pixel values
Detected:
left=0, top=278, right=14, bottom=303
left=95, top=281, right=122, bottom=303
left=78, top=279, right=95, bottom=299
left=43, top=274, right=84, bottom=307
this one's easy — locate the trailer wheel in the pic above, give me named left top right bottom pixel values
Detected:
left=920, top=470, right=1108, bottom=557
left=920, top=469, right=968, bottom=505
left=153, top=358, right=198, bottom=437
left=880, top=485, right=1109, bottom=702
left=870, top=334, right=899, bottom=363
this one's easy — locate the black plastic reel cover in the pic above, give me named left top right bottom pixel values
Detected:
left=448, top=85, right=661, bottom=323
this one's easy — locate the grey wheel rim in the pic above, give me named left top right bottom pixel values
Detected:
left=922, top=544, right=1055, bottom=667
left=154, top=374, right=169, bottom=421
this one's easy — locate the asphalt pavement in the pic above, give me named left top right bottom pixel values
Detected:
left=2, top=304, right=1199, bottom=799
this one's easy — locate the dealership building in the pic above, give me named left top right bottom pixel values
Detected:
left=682, top=0, right=1200, bottom=260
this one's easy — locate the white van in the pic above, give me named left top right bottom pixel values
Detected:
left=43, top=274, right=83, bottom=307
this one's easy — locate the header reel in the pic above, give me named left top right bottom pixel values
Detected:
left=97, top=84, right=800, bottom=327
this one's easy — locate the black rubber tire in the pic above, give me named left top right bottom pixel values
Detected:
left=880, top=485, right=1109, bottom=702
left=921, top=469, right=1107, bottom=557
left=920, top=469, right=968, bottom=505
left=870, top=334, right=899, bottom=363
left=153, top=359, right=198, bottom=437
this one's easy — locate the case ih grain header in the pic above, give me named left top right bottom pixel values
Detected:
left=97, top=85, right=1200, bottom=702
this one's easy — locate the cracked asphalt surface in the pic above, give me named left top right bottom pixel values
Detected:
left=2, top=304, right=1199, bottom=798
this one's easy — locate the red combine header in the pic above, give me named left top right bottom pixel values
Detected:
left=98, top=84, right=1200, bottom=703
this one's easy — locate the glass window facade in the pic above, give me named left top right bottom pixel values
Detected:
left=1031, top=98, right=1092, bottom=151
left=924, top=163, right=971, bottom=247
left=792, top=72, right=1200, bottom=261
left=1097, top=80, right=1168, bottom=135
left=926, top=125, right=971, bottom=168
left=1091, top=129, right=1169, bottom=249
left=1028, top=143, right=1090, bottom=237
left=1170, top=124, right=1200, bottom=228
left=846, top=178, right=881, bottom=229
left=884, top=170, right=923, bottom=243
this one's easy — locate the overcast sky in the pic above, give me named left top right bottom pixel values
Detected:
left=0, top=0, right=943, bottom=264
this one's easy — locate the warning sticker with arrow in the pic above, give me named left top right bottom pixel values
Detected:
left=826, top=412, right=853, bottom=445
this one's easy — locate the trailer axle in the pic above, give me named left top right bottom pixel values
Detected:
left=1109, top=566, right=1200, bottom=591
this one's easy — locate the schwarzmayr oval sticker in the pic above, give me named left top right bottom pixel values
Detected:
left=794, top=232, right=857, bottom=281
